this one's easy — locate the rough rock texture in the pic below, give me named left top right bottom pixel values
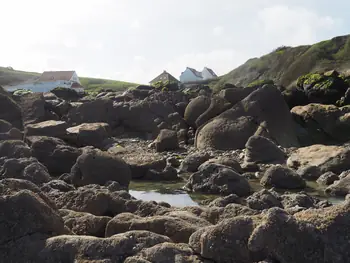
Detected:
left=281, top=192, right=330, bottom=209
left=54, top=185, right=170, bottom=217
left=199, top=157, right=242, bottom=173
left=66, top=122, right=110, bottom=148
left=287, top=144, right=350, bottom=174
left=0, top=157, right=51, bottom=185
left=0, top=127, right=23, bottom=141
left=184, top=95, right=211, bottom=128
left=196, top=85, right=299, bottom=150
left=154, top=129, right=179, bottom=152
left=244, top=135, right=286, bottom=164
left=0, top=140, right=31, bottom=158
left=249, top=208, right=326, bottom=263
left=28, top=136, right=82, bottom=176
left=17, top=93, right=54, bottom=125
left=325, top=174, right=350, bottom=197
left=292, top=103, right=350, bottom=144
left=0, top=119, right=13, bottom=133
left=25, top=120, right=68, bottom=138
left=190, top=217, right=261, bottom=263
left=0, top=190, right=67, bottom=251
left=106, top=212, right=211, bottom=243
left=59, top=209, right=111, bottom=237
left=261, top=165, right=306, bottom=189
left=295, top=200, right=350, bottom=263
left=297, top=165, right=322, bottom=180
left=0, top=178, right=56, bottom=208
left=36, top=231, right=171, bottom=263
left=246, top=189, right=283, bottom=210
left=195, top=96, right=232, bottom=128
left=208, top=194, right=241, bottom=207
left=317, top=172, right=339, bottom=186
left=219, top=86, right=256, bottom=105
left=184, top=163, right=251, bottom=196
left=65, top=99, right=117, bottom=127
left=143, top=165, right=179, bottom=181
left=0, top=92, right=23, bottom=129
left=71, top=149, right=132, bottom=187
left=126, top=243, right=206, bottom=263
left=179, top=151, right=211, bottom=173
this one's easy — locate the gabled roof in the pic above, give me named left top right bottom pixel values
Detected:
left=38, top=71, right=76, bottom=82
left=150, top=70, right=179, bottom=84
left=204, top=67, right=217, bottom=77
left=187, top=67, right=203, bottom=78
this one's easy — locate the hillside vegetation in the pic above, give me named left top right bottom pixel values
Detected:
left=213, top=34, right=350, bottom=91
left=0, top=67, right=138, bottom=92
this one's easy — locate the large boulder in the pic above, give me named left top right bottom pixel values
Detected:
left=184, top=95, right=211, bottom=128
left=296, top=71, right=349, bottom=105
left=179, top=151, right=211, bottom=173
left=295, top=200, right=350, bottom=262
left=71, top=149, right=132, bottom=187
left=16, top=93, right=55, bottom=125
left=66, top=122, right=110, bottom=148
left=261, top=165, right=306, bottom=189
left=244, top=135, right=286, bottom=164
left=199, top=156, right=242, bottom=173
left=0, top=119, right=13, bottom=133
left=65, top=98, right=117, bottom=127
left=0, top=140, right=31, bottom=158
left=195, top=96, right=232, bottom=128
left=249, top=208, right=326, bottom=263
left=25, top=120, right=68, bottom=138
left=184, top=163, right=251, bottom=196
left=35, top=231, right=170, bottom=263
left=0, top=157, right=51, bottom=185
left=59, top=209, right=111, bottom=237
left=0, top=178, right=56, bottom=209
left=0, top=93, right=22, bottom=129
left=196, top=85, right=299, bottom=150
left=325, top=174, right=350, bottom=197
left=28, top=136, right=81, bottom=176
left=317, top=172, right=339, bottom=186
left=154, top=129, right=179, bottom=152
left=291, top=103, right=350, bottom=144
left=246, top=189, right=283, bottom=210
left=50, top=87, right=81, bottom=101
left=0, top=190, right=67, bottom=256
left=219, top=86, right=257, bottom=105
left=126, top=242, right=205, bottom=263
left=287, top=144, right=350, bottom=174
left=106, top=212, right=211, bottom=243
left=190, top=216, right=261, bottom=263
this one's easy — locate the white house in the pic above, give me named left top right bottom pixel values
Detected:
left=5, top=71, right=84, bottom=93
left=179, top=67, right=217, bottom=83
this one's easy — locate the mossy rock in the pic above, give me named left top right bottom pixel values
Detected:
left=296, top=71, right=350, bottom=105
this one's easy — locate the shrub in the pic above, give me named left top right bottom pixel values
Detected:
left=246, top=79, right=274, bottom=88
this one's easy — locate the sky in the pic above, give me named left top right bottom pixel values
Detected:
left=1, top=0, right=349, bottom=84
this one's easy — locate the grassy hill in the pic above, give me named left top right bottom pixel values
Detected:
left=213, top=34, right=350, bottom=91
left=0, top=67, right=138, bottom=92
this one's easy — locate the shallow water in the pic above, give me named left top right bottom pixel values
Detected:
left=129, top=179, right=345, bottom=207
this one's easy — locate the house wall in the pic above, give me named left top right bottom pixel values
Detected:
left=180, top=68, right=202, bottom=83
left=6, top=80, right=73, bottom=93
left=70, top=72, right=81, bottom=84
left=201, top=68, right=215, bottom=80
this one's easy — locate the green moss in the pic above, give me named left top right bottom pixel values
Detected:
left=246, top=79, right=274, bottom=88
left=297, top=73, right=325, bottom=87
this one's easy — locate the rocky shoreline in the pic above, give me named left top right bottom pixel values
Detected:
left=1, top=77, right=350, bottom=263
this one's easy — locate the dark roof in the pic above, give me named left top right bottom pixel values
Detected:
left=187, top=67, right=203, bottom=78
left=204, top=67, right=217, bottom=77
left=38, top=71, right=75, bottom=82
left=150, top=70, right=179, bottom=84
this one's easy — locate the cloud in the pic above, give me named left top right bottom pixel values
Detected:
left=257, top=5, right=338, bottom=46
left=213, top=26, right=224, bottom=36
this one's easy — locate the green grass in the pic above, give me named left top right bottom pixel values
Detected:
left=213, top=34, right=350, bottom=91
left=0, top=67, right=139, bottom=92
left=80, top=77, right=139, bottom=92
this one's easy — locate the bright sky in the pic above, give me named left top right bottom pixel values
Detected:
left=1, top=0, right=349, bottom=84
